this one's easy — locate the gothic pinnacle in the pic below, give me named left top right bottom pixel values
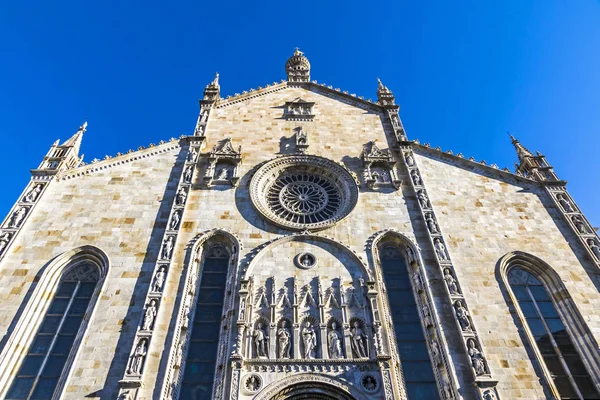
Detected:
left=509, top=133, right=534, bottom=162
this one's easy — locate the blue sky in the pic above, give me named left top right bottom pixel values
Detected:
left=1, top=1, right=599, bottom=225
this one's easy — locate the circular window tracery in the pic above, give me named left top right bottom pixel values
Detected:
left=250, top=155, right=358, bottom=231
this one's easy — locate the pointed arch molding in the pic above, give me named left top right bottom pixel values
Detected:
left=497, top=251, right=600, bottom=394
left=368, top=229, right=459, bottom=400
left=160, top=228, right=243, bottom=400
left=0, top=245, right=109, bottom=398
left=253, top=372, right=364, bottom=400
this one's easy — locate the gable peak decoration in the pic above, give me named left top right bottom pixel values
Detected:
left=286, top=48, right=311, bottom=82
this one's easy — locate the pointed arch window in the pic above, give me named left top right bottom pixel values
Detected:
left=5, top=263, right=100, bottom=400
left=180, top=244, right=229, bottom=398
left=379, top=245, right=439, bottom=400
left=508, top=267, right=600, bottom=399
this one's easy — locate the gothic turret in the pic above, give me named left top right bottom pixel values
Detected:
left=286, top=48, right=310, bottom=82
left=510, top=134, right=562, bottom=183
left=376, top=78, right=398, bottom=112
left=33, top=122, right=86, bottom=175
left=195, top=73, right=221, bottom=137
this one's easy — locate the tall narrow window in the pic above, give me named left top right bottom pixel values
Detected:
left=508, top=267, right=600, bottom=399
left=5, top=264, right=99, bottom=400
left=180, top=245, right=229, bottom=398
left=380, top=246, right=439, bottom=400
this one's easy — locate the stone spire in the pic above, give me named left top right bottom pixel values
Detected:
left=33, top=122, right=86, bottom=175
left=202, top=73, right=220, bottom=102
left=509, top=134, right=561, bottom=182
left=376, top=78, right=397, bottom=110
left=61, top=121, right=87, bottom=155
left=285, top=48, right=311, bottom=82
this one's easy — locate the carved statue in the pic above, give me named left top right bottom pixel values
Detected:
left=350, top=321, right=368, bottom=358
left=24, top=184, right=42, bottom=203
left=161, top=236, right=175, bottom=259
left=169, top=210, right=181, bottom=230
left=0, top=232, right=11, bottom=255
left=328, top=322, right=343, bottom=359
left=182, top=294, right=192, bottom=329
left=434, top=238, right=449, bottom=261
left=151, top=267, right=166, bottom=292
left=455, top=300, right=471, bottom=331
left=405, top=247, right=416, bottom=264
left=588, top=239, right=600, bottom=259
left=557, top=194, right=574, bottom=212
left=443, top=380, right=453, bottom=400
left=363, top=375, right=377, bottom=391
left=430, top=338, right=441, bottom=365
left=468, top=338, right=486, bottom=375
left=405, top=153, right=415, bottom=166
left=246, top=375, right=260, bottom=392
left=195, top=125, right=205, bottom=136
left=239, top=297, right=246, bottom=320
left=417, top=190, right=430, bottom=209
left=253, top=323, right=269, bottom=358
left=183, top=165, right=193, bottom=182
left=444, top=268, right=458, bottom=294
left=188, top=148, right=198, bottom=162
left=572, top=215, right=588, bottom=233
left=482, top=389, right=497, bottom=400
left=425, top=213, right=438, bottom=233
left=128, top=339, right=147, bottom=374
left=410, top=169, right=422, bottom=186
left=200, top=110, right=209, bottom=122
left=277, top=326, right=291, bottom=358
left=302, top=321, right=317, bottom=359
left=8, top=207, right=27, bottom=228
left=412, top=271, right=424, bottom=292
left=118, top=390, right=132, bottom=400
left=391, top=114, right=400, bottom=128
left=142, top=299, right=158, bottom=330
left=422, top=304, right=433, bottom=327
left=373, top=324, right=383, bottom=354
left=174, top=340, right=183, bottom=368
left=175, top=188, right=187, bottom=206
left=216, top=167, right=229, bottom=180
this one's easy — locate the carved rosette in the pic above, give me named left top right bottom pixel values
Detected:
left=400, top=146, right=499, bottom=398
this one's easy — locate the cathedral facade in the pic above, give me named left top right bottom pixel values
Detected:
left=0, top=50, right=599, bottom=400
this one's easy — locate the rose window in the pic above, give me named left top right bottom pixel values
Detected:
left=250, top=155, right=358, bottom=230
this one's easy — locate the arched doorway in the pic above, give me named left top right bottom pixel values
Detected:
left=267, top=382, right=357, bottom=400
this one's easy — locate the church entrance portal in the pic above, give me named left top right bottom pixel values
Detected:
left=266, top=381, right=357, bottom=400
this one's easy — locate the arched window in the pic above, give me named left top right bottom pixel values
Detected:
left=5, top=263, right=100, bottom=400
left=379, top=245, right=439, bottom=400
left=180, top=244, right=230, bottom=398
left=508, top=267, right=600, bottom=399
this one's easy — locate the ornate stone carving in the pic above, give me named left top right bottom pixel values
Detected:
left=410, top=169, right=422, bottom=186
left=175, top=187, right=187, bottom=206
left=118, top=390, right=132, bottom=400
left=8, top=206, right=28, bottom=228
left=127, top=338, right=148, bottom=375
left=328, top=322, right=343, bottom=359
left=422, top=304, right=433, bottom=328
left=183, top=165, right=193, bottom=183
left=253, top=323, right=269, bottom=358
left=557, top=193, right=574, bottom=212
left=482, top=389, right=498, bottom=400
left=350, top=321, right=368, bottom=358
left=572, top=215, right=588, bottom=233
left=412, top=271, right=424, bottom=293
left=188, top=147, right=198, bottom=162
left=277, top=325, right=291, bottom=359
left=455, top=300, right=471, bottom=331
left=244, top=374, right=262, bottom=393
left=467, top=338, right=487, bottom=375
left=0, top=232, right=12, bottom=255
left=249, top=155, right=358, bottom=231
left=169, top=210, right=181, bottom=231
left=294, top=252, right=317, bottom=269
left=588, top=239, right=600, bottom=259
left=417, top=190, right=430, bottom=209
left=295, top=126, right=309, bottom=154
left=361, top=141, right=401, bottom=189
left=161, top=236, right=175, bottom=260
left=24, top=184, right=43, bottom=203
left=434, top=238, right=449, bottom=261
left=142, top=299, right=158, bottom=331
left=430, top=338, right=442, bottom=366
left=362, top=374, right=378, bottom=392
left=425, top=212, right=439, bottom=233
left=285, top=98, right=314, bottom=119
left=302, top=321, right=318, bottom=359
left=203, top=137, right=242, bottom=187
left=444, top=268, right=459, bottom=294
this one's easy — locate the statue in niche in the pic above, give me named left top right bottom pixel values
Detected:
left=161, top=236, right=175, bottom=259
left=443, top=380, right=453, bottom=400
left=588, top=239, right=600, bottom=259
left=239, top=297, right=246, bottom=320
left=174, top=340, right=183, bottom=368
left=467, top=338, right=486, bottom=375
left=188, top=147, right=198, bottom=162
left=557, top=193, right=574, bottom=212
left=434, top=238, right=449, bottom=261
left=455, top=300, right=471, bottom=331
left=405, top=153, right=415, bottom=166
left=216, top=166, right=229, bottom=180
left=128, top=338, right=147, bottom=374
left=152, top=266, right=166, bottom=292
left=572, top=215, right=588, bottom=233
left=482, top=389, right=497, bottom=400
left=328, top=322, right=343, bottom=359
left=169, top=210, right=181, bottom=231
left=0, top=232, right=11, bottom=255
left=142, top=299, right=158, bottom=330
left=118, top=391, right=132, bottom=400
left=425, top=212, right=438, bottom=233
left=297, top=127, right=307, bottom=144
left=410, top=169, right=422, bottom=186
left=175, top=187, right=187, bottom=206
left=253, top=323, right=269, bottom=358
left=183, top=165, right=193, bottom=182
left=302, top=321, right=317, bottom=359
left=391, top=114, right=400, bottom=128
left=350, top=321, right=368, bottom=358
left=422, top=304, right=433, bottom=327
left=430, top=338, right=441, bottom=365
left=246, top=375, right=261, bottom=392
left=24, top=184, right=42, bottom=203
left=412, top=271, right=424, bottom=293
left=417, top=190, right=430, bottom=209
left=8, top=207, right=27, bottom=228
left=200, top=110, right=209, bottom=122
left=405, top=247, right=416, bottom=264
left=195, top=125, right=205, bottom=136
left=277, top=326, right=291, bottom=358
left=182, top=294, right=192, bottom=329
left=444, top=268, right=458, bottom=294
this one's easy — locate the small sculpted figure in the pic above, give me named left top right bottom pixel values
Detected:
left=175, top=188, right=187, bottom=206
left=328, top=322, right=343, bottom=359
left=455, top=300, right=471, bottom=331
left=557, top=194, right=574, bottom=212
left=183, top=166, right=193, bottom=182
left=350, top=321, right=368, bottom=358
left=128, top=339, right=148, bottom=374
left=8, top=207, right=27, bottom=228
left=24, top=185, right=42, bottom=203
left=425, top=213, right=438, bottom=233
left=411, top=169, right=422, bottom=186
left=0, top=232, right=11, bottom=255
left=468, top=339, right=486, bottom=375
left=253, top=323, right=269, bottom=358
left=572, top=215, right=588, bottom=233
left=302, top=321, right=317, bottom=359
left=142, top=299, right=157, bottom=330
left=405, top=153, right=415, bottom=166
left=161, top=236, right=175, bottom=259
left=277, top=326, right=291, bottom=358
left=216, top=167, right=228, bottom=180
left=434, top=238, right=449, bottom=261
left=588, top=239, right=600, bottom=259
left=444, top=268, right=458, bottom=294
left=169, top=210, right=181, bottom=230
left=418, top=190, right=430, bottom=209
